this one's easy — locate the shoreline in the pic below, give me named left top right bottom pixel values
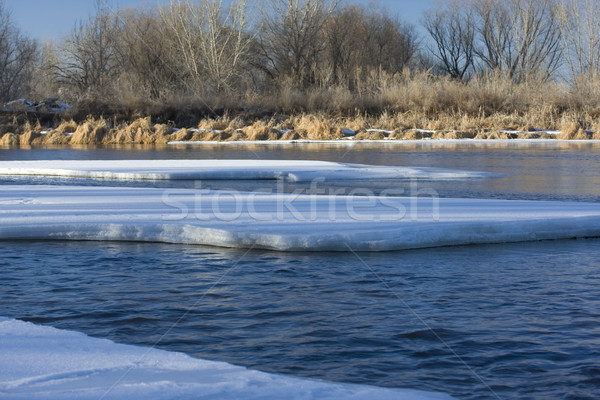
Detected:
left=2, top=111, right=599, bottom=146
left=3, top=131, right=600, bottom=147
left=167, top=138, right=600, bottom=145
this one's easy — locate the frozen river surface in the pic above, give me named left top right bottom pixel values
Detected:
left=1, top=141, right=600, bottom=399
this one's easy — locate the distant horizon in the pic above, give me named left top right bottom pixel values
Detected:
left=7, top=0, right=437, bottom=42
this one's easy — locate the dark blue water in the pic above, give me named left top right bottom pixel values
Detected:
left=1, top=142, right=600, bottom=400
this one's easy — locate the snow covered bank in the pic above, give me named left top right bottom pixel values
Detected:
left=1, top=185, right=600, bottom=251
left=0, top=317, right=453, bottom=400
left=0, top=160, right=496, bottom=181
left=168, top=138, right=600, bottom=145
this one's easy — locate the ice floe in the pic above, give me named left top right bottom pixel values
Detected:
left=0, top=317, right=454, bottom=400
left=0, top=160, right=496, bottom=181
left=1, top=185, right=600, bottom=251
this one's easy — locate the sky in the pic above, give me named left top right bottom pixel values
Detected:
left=7, top=0, right=438, bottom=42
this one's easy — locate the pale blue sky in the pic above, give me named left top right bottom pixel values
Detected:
left=7, top=0, right=438, bottom=42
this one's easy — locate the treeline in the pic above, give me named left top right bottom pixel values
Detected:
left=2, top=0, right=600, bottom=117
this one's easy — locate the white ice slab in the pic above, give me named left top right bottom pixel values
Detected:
left=1, top=185, right=599, bottom=251
left=0, top=160, right=495, bottom=181
left=0, top=317, right=453, bottom=400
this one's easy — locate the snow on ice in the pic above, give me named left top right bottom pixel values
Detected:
left=0, top=160, right=496, bottom=181
left=0, top=317, right=454, bottom=400
left=1, top=184, right=600, bottom=251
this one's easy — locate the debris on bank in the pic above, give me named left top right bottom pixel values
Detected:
left=2, top=98, right=70, bottom=114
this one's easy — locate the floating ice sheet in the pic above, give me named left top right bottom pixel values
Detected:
left=0, top=160, right=495, bottom=181
left=1, top=185, right=599, bottom=251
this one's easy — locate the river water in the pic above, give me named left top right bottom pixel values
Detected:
left=1, top=141, right=600, bottom=399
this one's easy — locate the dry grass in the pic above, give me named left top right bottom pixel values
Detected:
left=0, top=132, right=19, bottom=146
left=244, top=120, right=281, bottom=141
left=6, top=71, right=600, bottom=144
left=70, top=117, right=109, bottom=144
left=54, top=119, right=78, bottom=134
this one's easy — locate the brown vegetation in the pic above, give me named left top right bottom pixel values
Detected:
left=3, top=0, right=600, bottom=144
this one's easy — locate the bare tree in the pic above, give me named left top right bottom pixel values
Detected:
left=161, top=0, right=252, bottom=95
left=298, top=2, right=418, bottom=89
left=323, top=4, right=360, bottom=85
left=258, top=0, right=338, bottom=87
left=114, top=8, right=178, bottom=99
left=473, top=0, right=562, bottom=82
left=363, top=10, right=418, bottom=74
left=423, top=0, right=475, bottom=79
left=0, top=0, right=37, bottom=102
left=55, top=2, right=120, bottom=98
left=557, top=0, right=600, bottom=79
left=30, top=40, right=62, bottom=100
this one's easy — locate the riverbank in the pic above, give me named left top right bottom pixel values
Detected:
left=1, top=111, right=599, bottom=146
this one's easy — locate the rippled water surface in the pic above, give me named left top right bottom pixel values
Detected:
left=1, top=141, right=600, bottom=399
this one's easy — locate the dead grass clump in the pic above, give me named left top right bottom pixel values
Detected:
left=0, top=133, right=19, bottom=146
left=558, top=117, right=591, bottom=140
left=342, top=115, right=369, bottom=132
left=400, top=130, right=424, bottom=140
left=440, top=131, right=459, bottom=139
left=112, top=117, right=155, bottom=144
left=387, top=130, right=404, bottom=139
left=457, top=131, right=477, bottom=139
left=19, top=121, right=42, bottom=145
left=562, top=129, right=592, bottom=140
left=225, top=130, right=249, bottom=141
left=354, top=130, right=386, bottom=140
left=244, top=120, right=281, bottom=140
left=291, top=114, right=341, bottom=140
left=517, top=124, right=537, bottom=132
left=152, top=123, right=175, bottom=144
left=54, top=120, right=79, bottom=135
left=189, top=130, right=210, bottom=141
left=42, top=131, right=70, bottom=145
left=435, top=131, right=476, bottom=139
left=215, top=129, right=234, bottom=141
left=198, top=117, right=232, bottom=131
left=535, top=132, right=557, bottom=139
left=70, top=117, right=109, bottom=144
left=169, top=128, right=192, bottom=142
left=189, top=129, right=233, bottom=141
left=19, top=131, right=41, bottom=145
left=486, top=131, right=512, bottom=140
left=558, top=124, right=578, bottom=140
left=227, top=116, right=248, bottom=130
left=280, top=130, right=303, bottom=140
left=154, top=123, right=174, bottom=137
